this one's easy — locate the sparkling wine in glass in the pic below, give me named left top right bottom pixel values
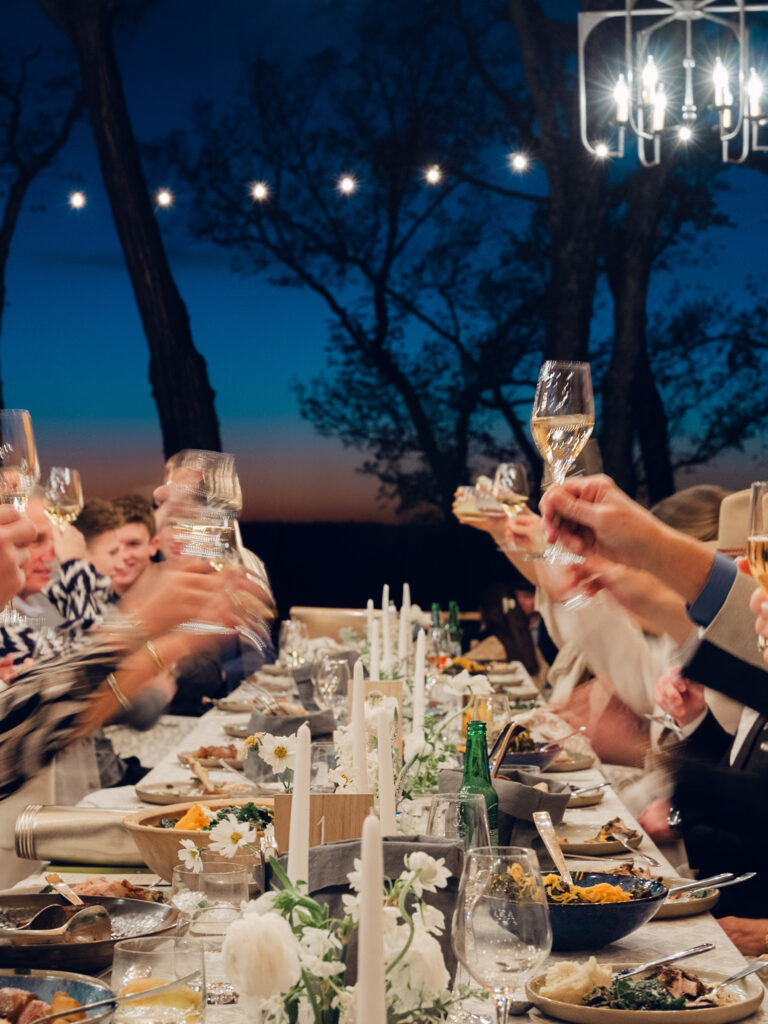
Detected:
left=747, top=480, right=768, bottom=652
left=43, top=467, right=84, bottom=531
left=453, top=847, right=552, bottom=1024
left=531, top=361, right=594, bottom=566
left=0, top=410, right=39, bottom=625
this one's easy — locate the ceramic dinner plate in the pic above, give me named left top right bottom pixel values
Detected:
left=211, top=698, right=258, bottom=713
left=526, top=967, right=764, bottom=1024
left=653, top=876, right=720, bottom=919
left=555, top=825, right=642, bottom=856
left=224, top=722, right=252, bottom=739
left=567, top=788, right=606, bottom=809
left=135, top=778, right=254, bottom=804
left=548, top=751, right=597, bottom=772
left=177, top=751, right=245, bottom=770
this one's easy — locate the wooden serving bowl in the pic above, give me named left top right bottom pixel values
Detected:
left=123, top=797, right=274, bottom=882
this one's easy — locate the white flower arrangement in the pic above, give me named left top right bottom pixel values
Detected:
left=222, top=852, right=476, bottom=1023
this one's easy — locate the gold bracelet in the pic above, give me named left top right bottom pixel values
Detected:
left=144, top=640, right=165, bottom=672
left=106, top=672, right=132, bottom=712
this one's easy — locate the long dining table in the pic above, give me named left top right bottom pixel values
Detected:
left=13, top=683, right=768, bottom=1021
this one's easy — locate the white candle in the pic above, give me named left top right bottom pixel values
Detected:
left=352, top=659, right=369, bottom=793
left=381, top=600, right=392, bottom=673
left=397, top=604, right=408, bottom=665
left=402, top=582, right=411, bottom=614
left=287, top=722, right=311, bottom=885
left=381, top=583, right=389, bottom=617
left=366, top=597, right=374, bottom=639
left=357, top=814, right=386, bottom=1024
left=376, top=708, right=397, bottom=835
left=370, top=617, right=380, bottom=681
left=412, top=627, right=426, bottom=732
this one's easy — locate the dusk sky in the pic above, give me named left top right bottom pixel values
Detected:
left=2, top=0, right=767, bottom=521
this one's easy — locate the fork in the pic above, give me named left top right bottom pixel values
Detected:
left=611, top=832, right=662, bottom=868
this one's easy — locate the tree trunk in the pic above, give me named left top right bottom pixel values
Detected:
left=40, top=0, right=221, bottom=457
left=633, top=349, right=675, bottom=502
left=601, top=165, right=669, bottom=495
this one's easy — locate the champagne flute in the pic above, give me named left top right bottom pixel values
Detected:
left=530, top=361, right=594, bottom=565
left=452, top=847, right=552, bottom=1024
left=43, top=467, right=84, bottom=531
left=314, top=654, right=350, bottom=724
left=747, top=480, right=768, bottom=652
left=0, top=410, right=39, bottom=625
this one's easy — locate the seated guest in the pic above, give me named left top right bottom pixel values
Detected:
left=111, top=494, right=159, bottom=596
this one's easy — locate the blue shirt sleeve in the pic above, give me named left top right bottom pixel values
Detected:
left=687, top=552, right=738, bottom=627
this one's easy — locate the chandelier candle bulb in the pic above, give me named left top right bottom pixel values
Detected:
left=357, top=814, right=386, bottom=1024
left=370, top=617, right=380, bottom=681
left=412, top=628, right=426, bottom=733
left=376, top=708, right=397, bottom=835
left=713, top=57, right=729, bottom=107
left=747, top=68, right=763, bottom=117
left=287, top=723, right=311, bottom=885
left=614, top=74, right=630, bottom=122
left=651, top=83, right=667, bottom=132
left=641, top=54, right=658, bottom=106
left=352, top=660, right=369, bottom=793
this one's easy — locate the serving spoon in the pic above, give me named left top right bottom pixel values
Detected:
left=0, top=904, right=111, bottom=946
left=533, top=810, right=573, bottom=886
left=614, top=942, right=716, bottom=978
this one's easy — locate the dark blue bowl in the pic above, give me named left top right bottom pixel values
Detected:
left=546, top=872, right=667, bottom=951
left=500, top=742, right=561, bottom=771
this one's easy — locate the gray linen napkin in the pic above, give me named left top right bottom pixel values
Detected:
left=438, top=768, right=571, bottom=847
left=246, top=707, right=335, bottom=740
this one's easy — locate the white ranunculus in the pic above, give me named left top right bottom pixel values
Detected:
left=329, top=767, right=353, bottom=790
left=404, top=728, right=430, bottom=764
left=299, top=926, right=344, bottom=978
left=177, top=838, right=203, bottom=873
left=418, top=902, right=446, bottom=935
left=402, top=851, right=451, bottom=895
left=242, top=890, right=279, bottom=916
left=448, top=670, right=493, bottom=697
left=223, top=912, right=302, bottom=1000
left=386, top=922, right=451, bottom=1012
left=258, top=732, right=299, bottom=774
left=207, top=813, right=257, bottom=858
left=364, top=692, right=398, bottom=730
left=347, top=857, right=364, bottom=892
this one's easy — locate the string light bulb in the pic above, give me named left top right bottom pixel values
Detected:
left=250, top=181, right=269, bottom=202
left=678, top=125, right=693, bottom=142
left=155, top=188, right=174, bottom=208
left=424, top=164, right=442, bottom=185
left=337, top=174, right=358, bottom=195
left=509, top=153, right=529, bottom=172
left=594, top=142, right=610, bottom=159
left=68, top=190, right=86, bottom=210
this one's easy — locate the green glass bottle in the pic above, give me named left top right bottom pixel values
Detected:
left=458, top=720, right=499, bottom=846
left=430, top=602, right=442, bottom=629
left=447, top=600, right=463, bottom=657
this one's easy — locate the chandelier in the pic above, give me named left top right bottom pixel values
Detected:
left=578, top=0, right=768, bottom=165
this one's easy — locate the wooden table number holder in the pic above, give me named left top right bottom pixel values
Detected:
left=273, top=793, right=375, bottom=853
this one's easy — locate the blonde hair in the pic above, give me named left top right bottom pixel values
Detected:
left=650, top=485, right=730, bottom=542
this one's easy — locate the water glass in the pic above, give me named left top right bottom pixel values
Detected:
left=452, top=847, right=552, bottom=1024
left=187, top=905, right=243, bottom=1016
left=426, top=793, right=491, bottom=851
left=171, top=862, right=249, bottom=925
left=111, top=935, right=205, bottom=1023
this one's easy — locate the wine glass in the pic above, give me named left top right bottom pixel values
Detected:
left=111, top=935, right=205, bottom=1023
left=314, top=654, right=350, bottom=724
left=0, top=410, right=39, bottom=625
left=426, top=624, right=450, bottom=675
left=453, top=847, right=552, bottom=1024
left=426, top=793, right=491, bottom=851
left=530, top=361, right=594, bottom=565
left=278, top=618, right=309, bottom=666
left=493, top=464, right=530, bottom=555
left=166, top=449, right=242, bottom=514
left=43, top=467, right=84, bottom=531
left=462, top=694, right=511, bottom=746
left=747, top=480, right=768, bottom=652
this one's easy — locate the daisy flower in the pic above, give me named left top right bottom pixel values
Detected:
left=208, top=813, right=257, bottom=858
left=178, top=838, right=203, bottom=873
left=258, top=732, right=298, bottom=774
